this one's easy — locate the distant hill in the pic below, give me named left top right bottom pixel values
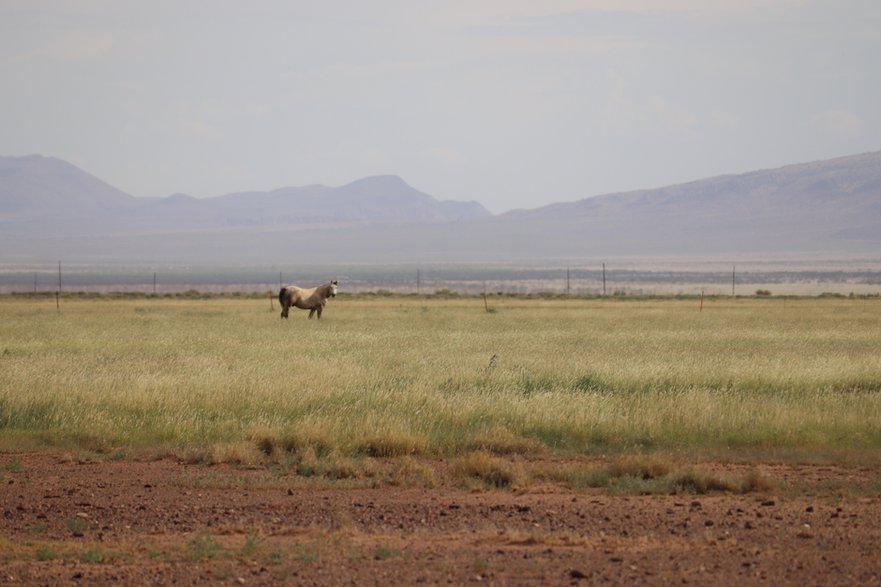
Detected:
left=485, top=150, right=881, bottom=257
left=1, top=151, right=879, bottom=263
left=0, top=155, right=134, bottom=219
left=0, top=155, right=489, bottom=236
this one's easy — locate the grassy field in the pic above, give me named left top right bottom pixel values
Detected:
left=1, top=295, right=880, bottom=463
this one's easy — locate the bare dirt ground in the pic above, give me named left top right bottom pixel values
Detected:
left=2, top=454, right=880, bottom=586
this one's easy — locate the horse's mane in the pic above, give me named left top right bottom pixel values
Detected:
left=317, top=282, right=334, bottom=295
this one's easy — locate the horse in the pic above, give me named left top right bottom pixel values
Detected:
left=278, top=280, right=338, bottom=319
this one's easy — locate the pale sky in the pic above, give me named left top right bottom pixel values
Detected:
left=1, top=1, right=879, bottom=213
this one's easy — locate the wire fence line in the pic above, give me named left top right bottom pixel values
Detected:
left=2, top=262, right=881, bottom=297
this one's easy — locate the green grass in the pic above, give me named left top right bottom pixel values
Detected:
left=35, top=547, right=57, bottom=561
left=1, top=296, right=880, bottom=459
left=187, top=532, right=224, bottom=561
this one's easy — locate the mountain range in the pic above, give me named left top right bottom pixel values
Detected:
left=0, top=155, right=489, bottom=236
left=1, top=151, right=879, bottom=263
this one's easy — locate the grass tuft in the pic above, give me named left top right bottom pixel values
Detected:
left=355, top=433, right=426, bottom=457
left=466, top=426, right=546, bottom=456
left=183, top=442, right=265, bottom=466
left=186, top=533, right=224, bottom=561
left=739, top=468, right=776, bottom=493
left=608, top=455, right=672, bottom=480
left=387, top=456, right=437, bottom=487
left=452, top=451, right=525, bottom=489
left=669, top=469, right=740, bottom=494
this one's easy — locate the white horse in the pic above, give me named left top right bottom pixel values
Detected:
left=278, top=281, right=338, bottom=319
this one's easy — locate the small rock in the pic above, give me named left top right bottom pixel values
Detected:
left=570, top=569, right=588, bottom=579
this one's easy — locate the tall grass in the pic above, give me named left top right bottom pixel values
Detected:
left=1, top=296, right=880, bottom=457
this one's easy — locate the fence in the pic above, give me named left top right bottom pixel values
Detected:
left=2, top=262, right=881, bottom=297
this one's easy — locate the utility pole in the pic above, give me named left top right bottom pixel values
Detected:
left=56, top=261, right=61, bottom=312
left=602, top=263, right=607, bottom=297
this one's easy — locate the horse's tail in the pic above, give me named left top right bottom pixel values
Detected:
left=278, top=286, right=286, bottom=306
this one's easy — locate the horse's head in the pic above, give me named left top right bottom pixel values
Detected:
left=329, top=280, right=338, bottom=297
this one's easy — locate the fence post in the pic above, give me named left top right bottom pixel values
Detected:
left=56, top=260, right=61, bottom=312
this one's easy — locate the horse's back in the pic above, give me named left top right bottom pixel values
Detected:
left=280, top=285, right=300, bottom=303
left=284, top=285, right=319, bottom=309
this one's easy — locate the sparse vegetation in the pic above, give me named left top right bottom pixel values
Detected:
left=35, top=547, right=57, bottom=561
left=187, top=533, right=224, bottom=561
left=529, top=457, right=775, bottom=495
left=65, top=517, right=87, bottom=537
left=452, top=451, right=525, bottom=488
left=373, top=544, right=400, bottom=560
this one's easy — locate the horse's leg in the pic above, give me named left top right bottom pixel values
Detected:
left=308, top=308, right=315, bottom=319
left=316, top=305, right=323, bottom=319
left=281, top=299, right=289, bottom=319
left=279, top=288, right=286, bottom=319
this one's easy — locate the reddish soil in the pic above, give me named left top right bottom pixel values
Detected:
left=2, top=454, right=880, bottom=585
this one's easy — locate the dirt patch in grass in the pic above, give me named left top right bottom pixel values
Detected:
left=1, top=453, right=880, bottom=585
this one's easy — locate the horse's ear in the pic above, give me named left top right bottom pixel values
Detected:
left=332, top=280, right=338, bottom=285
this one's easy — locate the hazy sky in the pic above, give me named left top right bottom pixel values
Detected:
left=2, top=1, right=879, bottom=213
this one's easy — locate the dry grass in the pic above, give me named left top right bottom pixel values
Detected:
left=2, top=296, right=880, bottom=462
left=528, top=456, right=776, bottom=495
left=387, top=456, right=438, bottom=487
left=608, top=455, right=673, bottom=480
left=451, top=451, right=526, bottom=489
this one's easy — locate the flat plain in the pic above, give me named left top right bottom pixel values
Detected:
left=1, top=295, right=880, bottom=584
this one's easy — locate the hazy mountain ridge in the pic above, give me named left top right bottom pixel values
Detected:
left=491, top=150, right=881, bottom=254
left=0, top=156, right=490, bottom=235
left=1, top=151, right=879, bottom=263
left=0, top=155, right=135, bottom=217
